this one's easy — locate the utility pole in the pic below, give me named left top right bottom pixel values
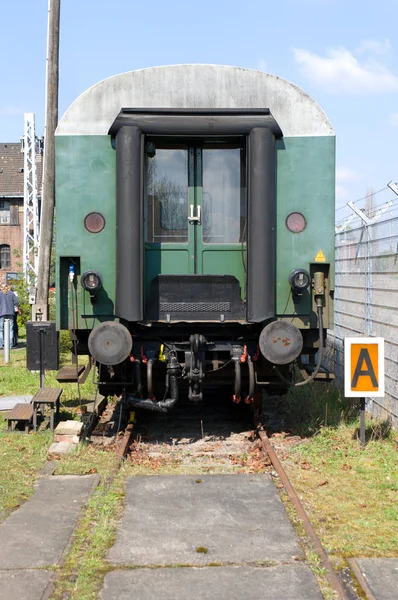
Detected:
left=34, top=0, right=60, bottom=321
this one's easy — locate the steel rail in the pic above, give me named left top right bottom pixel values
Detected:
left=255, top=424, right=347, bottom=600
left=346, top=559, right=377, bottom=600
left=116, top=422, right=136, bottom=461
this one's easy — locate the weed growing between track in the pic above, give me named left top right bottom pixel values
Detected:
left=53, top=443, right=118, bottom=477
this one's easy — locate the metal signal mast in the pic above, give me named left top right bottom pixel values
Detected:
left=22, top=112, right=40, bottom=286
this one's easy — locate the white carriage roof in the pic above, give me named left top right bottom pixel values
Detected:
left=56, top=64, right=334, bottom=137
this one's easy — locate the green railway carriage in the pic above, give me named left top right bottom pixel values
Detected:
left=55, top=65, right=335, bottom=410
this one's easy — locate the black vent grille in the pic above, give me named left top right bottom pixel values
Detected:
left=160, top=302, right=230, bottom=313
left=145, top=274, right=245, bottom=321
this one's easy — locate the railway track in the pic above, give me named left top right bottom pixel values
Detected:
left=87, top=394, right=360, bottom=599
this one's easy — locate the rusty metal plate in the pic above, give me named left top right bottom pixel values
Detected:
left=259, top=321, right=303, bottom=365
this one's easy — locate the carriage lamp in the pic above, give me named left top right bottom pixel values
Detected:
left=289, top=269, right=310, bottom=293
left=81, top=270, right=103, bottom=297
left=286, top=212, right=306, bottom=233
left=84, top=212, right=105, bottom=233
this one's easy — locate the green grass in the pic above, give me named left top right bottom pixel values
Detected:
left=279, top=421, right=398, bottom=557
left=51, top=471, right=126, bottom=600
left=54, top=442, right=119, bottom=477
left=279, top=383, right=358, bottom=437
left=0, top=328, right=98, bottom=523
left=0, top=328, right=96, bottom=402
left=0, top=414, right=53, bottom=522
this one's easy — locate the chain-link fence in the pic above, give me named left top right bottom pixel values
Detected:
left=324, top=211, right=398, bottom=428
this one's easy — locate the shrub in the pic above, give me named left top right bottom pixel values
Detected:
left=12, top=279, right=31, bottom=326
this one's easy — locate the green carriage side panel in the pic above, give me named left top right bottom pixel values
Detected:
left=276, top=135, right=335, bottom=324
left=56, top=135, right=116, bottom=329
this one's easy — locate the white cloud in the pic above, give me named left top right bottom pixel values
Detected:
left=336, top=166, right=358, bottom=183
left=293, top=45, right=398, bottom=93
left=355, top=38, right=391, bottom=55
left=389, top=112, right=398, bottom=126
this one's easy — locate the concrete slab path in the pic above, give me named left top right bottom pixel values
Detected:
left=107, top=474, right=303, bottom=566
left=0, top=474, right=99, bottom=599
left=104, top=474, right=323, bottom=599
left=354, top=558, right=398, bottom=600
left=0, top=570, right=52, bottom=600
left=0, top=396, right=33, bottom=411
left=100, top=565, right=323, bottom=600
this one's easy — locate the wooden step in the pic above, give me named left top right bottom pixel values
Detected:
left=32, top=388, right=63, bottom=404
left=7, top=403, right=34, bottom=433
left=56, top=365, right=85, bottom=382
left=32, top=388, right=63, bottom=432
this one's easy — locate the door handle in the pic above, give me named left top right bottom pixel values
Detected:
left=188, top=204, right=201, bottom=224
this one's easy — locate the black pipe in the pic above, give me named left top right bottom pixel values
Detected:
left=247, top=127, right=276, bottom=322
left=115, top=125, right=143, bottom=321
left=245, top=355, right=255, bottom=403
left=233, top=358, right=241, bottom=402
left=127, top=356, right=180, bottom=413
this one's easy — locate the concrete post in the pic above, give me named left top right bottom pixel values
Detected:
left=4, top=318, right=10, bottom=363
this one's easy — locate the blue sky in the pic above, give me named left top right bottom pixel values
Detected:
left=2, top=0, right=398, bottom=221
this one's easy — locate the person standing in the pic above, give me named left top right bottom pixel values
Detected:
left=0, top=284, right=18, bottom=349
left=11, top=286, right=19, bottom=346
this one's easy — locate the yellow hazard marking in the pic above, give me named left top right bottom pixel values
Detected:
left=315, top=250, right=326, bottom=262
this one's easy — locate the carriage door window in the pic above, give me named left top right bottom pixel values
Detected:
left=146, top=145, right=189, bottom=243
left=202, top=145, right=245, bottom=244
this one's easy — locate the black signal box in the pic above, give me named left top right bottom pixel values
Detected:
left=26, top=321, right=59, bottom=371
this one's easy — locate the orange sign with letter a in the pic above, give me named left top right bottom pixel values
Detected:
left=344, top=338, right=384, bottom=397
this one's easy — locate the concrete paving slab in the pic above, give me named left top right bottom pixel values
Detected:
left=107, top=474, right=303, bottom=566
left=355, top=558, right=398, bottom=600
left=0, top=569, right=52, bottom=600
left=54, top=420, right=83, bottom=435
left=0, top=474, right=99, bottom=569
left=100, top=565, right=323, bottom=600
left=48, top=441, right=77, bottom=454
left=0, top=396, right=33, bottom=411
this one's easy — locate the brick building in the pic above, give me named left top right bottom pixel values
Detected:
left=0, top=143, right=42, bottom=285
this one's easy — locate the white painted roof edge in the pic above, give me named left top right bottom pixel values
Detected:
left=56, top=64, right=334, bottom=137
